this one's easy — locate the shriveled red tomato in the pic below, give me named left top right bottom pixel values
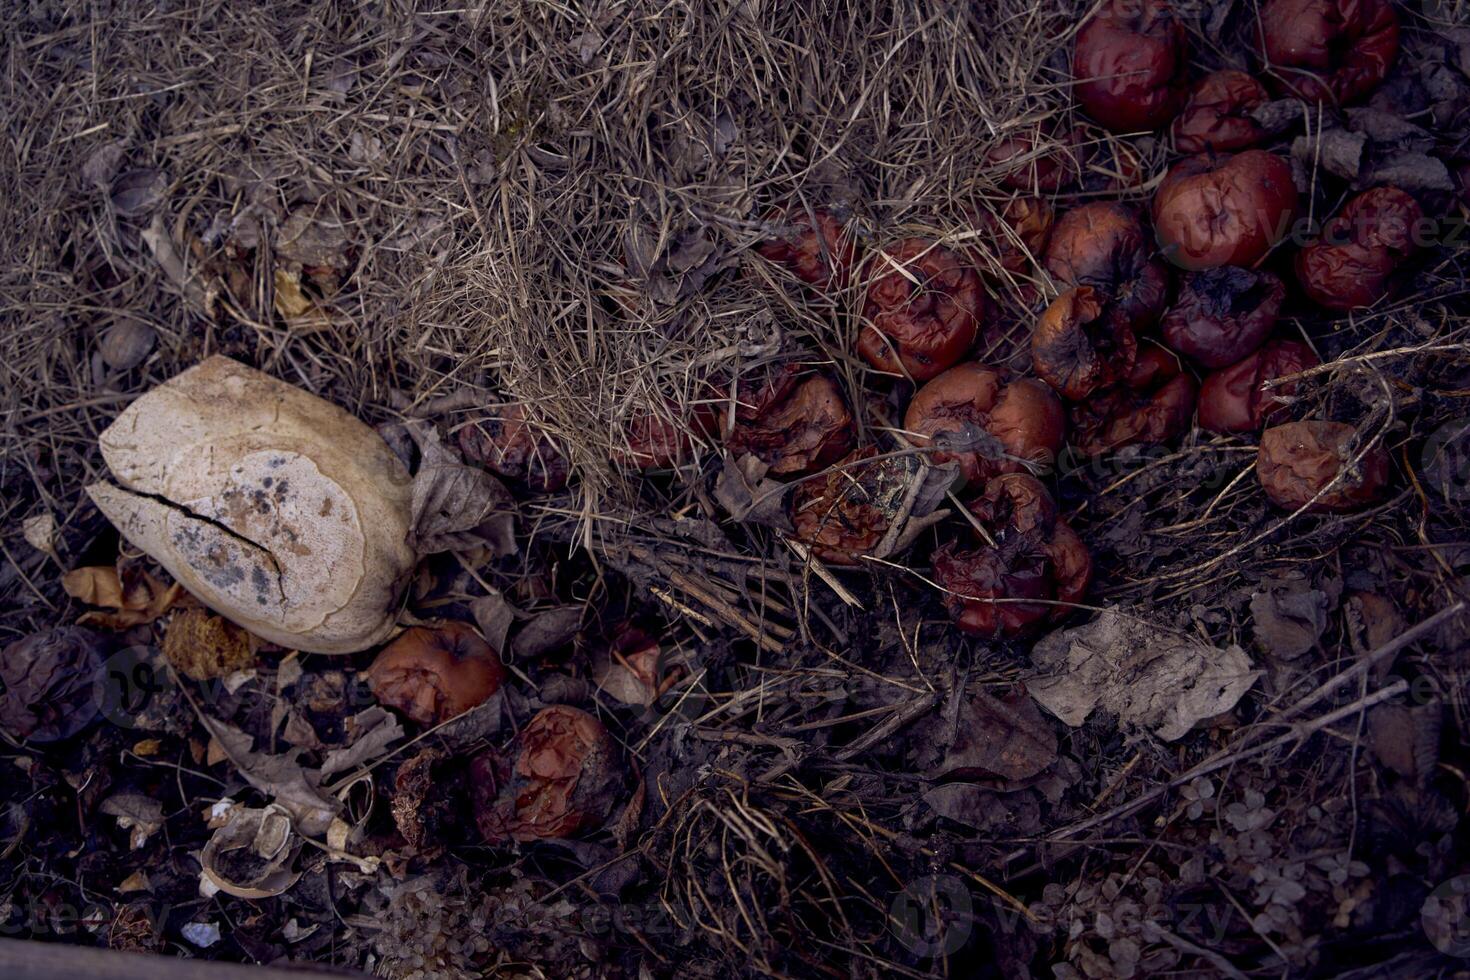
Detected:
left=1070, top=345, right=1197, bottom=455
left=1153, top=150, right=1297, bottom=271
left=932, top=474, right=1092, bottom=637
left=903, top=362, right=1065, bottom=485
left=472, top=705, right=625, bottom=843
left=1171, top=70, right=1271, bottom=154
left=726, top=365, right=855, bottom=477
left=1032, top=286, right=1139, bottom=402
left=1257, top=420, right=1391, bottom=511
left=1198, top=338, right=1319, bottom=434
left=1258, top=0, right=1399, bottom=106
left=366, top=622, right=506, bottom=727
left=857, top=239, right=986, bottom=381
left=1295, top=186, right=1423, bottom=311
left=757, top=206, right=858, bottom=289
left=458, top=404, right=570, bottom=493
left=1160, top=266, right=1285, bottom=368
left=1043, top=201, right=1170, bottom=331
left=1073, top=0, right=1188, bottom=132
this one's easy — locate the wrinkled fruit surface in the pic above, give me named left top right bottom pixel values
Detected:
left=1295, top=186, right=1423, bottom=311
left=756, top=207, right=857, bottom=289
left=904, top=363, right=1065, bottom=485
left=1172, top=70, right=1270, bottom=154
left=1258, top=0, right=1399, bottom=106
left=0, top=627, right=110, bottom=742
left=1161, top=266, right=1285, bottom=368
left=1154, top=151, right=1297, bottom=271
left=472, top=705, right=624, bottom=843
left=1043, top=201, right=1169, bottom=331
left=458, top=404, right=570, bottom=493
left=726, top=366, right=855, bottom=477
left=1257, top=420, right=1390, bottom=512
left=1070, top=346, right=1197, bottom=456
left=1073, top=0, right=1187, bottom=132
left=1198, top=338, right=1319, bottom=434
left=366, top=622, right=506, bottom=727
left=857, top=239, right=985, bottom=381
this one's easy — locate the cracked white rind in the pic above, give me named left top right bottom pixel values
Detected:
left=86, top=356, right=415, bottom=654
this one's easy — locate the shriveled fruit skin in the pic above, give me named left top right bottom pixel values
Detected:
left=366, top=622, right=505, bottom=726
left=904, top=363, right=1064, bottom=485
left=1069, top=346, right=1197, bottom=456
left=1073, top=0, right=1187, bottom=132
left=726, top=367, right=855, bottom=477
left=790, top=447, right=915, bottom=565
left=965, top=196, right=1055, bottom=279
left=473, top=705, right=624, bottom=843
left=1032, top=287, right=1139, bottom=402
left=87, top=356, right=414, bottom=655
left=1295, top=186, right=1423, bottom=311
left=1161, top=267, right=1285, bottom=369
left=757, top=207, right=857, bottom=289
left=1257, top=420, right=1390, bottom=512
left=458, top=404, right=569, bottom=493
left=1198, top=338, right=1319, bottom=434
left=1043, top=202, right=1169, bottom=331
left=985, top=131, right=1085, bottom=192
left=1258, top=0, right=1399, bottom=106
left=857, top=239, right=985, bottom=381
left=933, top=474, right=1091, bottom=638
left=1154, top=151, right=1297, bottom=271
left=1172, top=70, right=1270, bottom=154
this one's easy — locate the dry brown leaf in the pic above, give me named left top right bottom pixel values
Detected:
left=929, top=686, right=1058, bottom=782
left=63, top=564, right=185, bottom=630
left=1029, top=608, right=1260, bottom=741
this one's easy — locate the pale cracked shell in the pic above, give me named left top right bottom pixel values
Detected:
left=87, top=356, right=414, bottom=654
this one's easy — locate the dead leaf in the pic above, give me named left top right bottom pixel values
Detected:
left=111, top=169, right=167, bottom=217
left=98, top=320, right=157, bottom=370
left=100, top=793, right=164, bottom=850
left=1028, top=608, right=1260, bottom=741
left=203, top=719, right=339, bottom=836
left=407, top=423, right=518, bottom=555
left=82, top=142, right=127, bottom=189
left=929, top=686, right=1057, bottom=782
left=275, top=210, right=352, bottom=269
left=1368, top=701, right=1441, bottom=783
left=22, top=513, right=58, bottom=561
left=714, top=453, right=793, bottom=528
left=319, top=707, right=405, bottom=778
left=470, top=590, right=518, bottom=653
left=923, top=783, right=1042, bottom=834
left=271, top=268, right=335, bottom=333
left=1251, top=578, right=1329, bottom=659
left=63, top=564, right=185, bottom=630
left=511, top=605, right=584, bottom=660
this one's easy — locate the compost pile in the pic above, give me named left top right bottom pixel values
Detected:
left=3, top=1, right=1470, bottom=977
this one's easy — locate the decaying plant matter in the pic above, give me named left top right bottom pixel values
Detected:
left=932, top=473, right=1091, bottom=637
left=726, top=365, right=855, bottom=477
left=1198, top=338, right=1320, bottom=433
left=1153, top=150, right=1298, bottom=270
left=1161, top=266, right=1286, bottom=368
left=1031, top=286, right=1140, bottom=402
left=1296, top=186, right=1424, bottom=311
left=365, top=622, right=506, bottom=727
left=903, top=362, right=1064, bottom=484
left=857, top=238, right=986, bottom=381
left=1257, top=419, right=1391, bottom=511
left=1069, top=345, right=1198, bottom=455
left=1073, top=0, right=1187, bottom=132
left=1043, top=201, right=1170, bottom=331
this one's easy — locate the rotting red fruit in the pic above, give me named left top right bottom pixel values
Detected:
left=1070, top=345, right=1197, bottom=455
left=0, top=627, right=110, bottom=742
left=1160, top=266, right=1286, bottom=368
left=790, top=446, right=910, bottom=565
left=1032, top=287, right=1139, bottom=402
left=1043, top=202, right=1170, bottom=331
left=1153, top=150, right=1297, bottom=271
left=985, top=129, right=1086, bottom=192
left=611, top=397, right=720, bottom=471
left=472, top=705, right=625, bottom=844
left=966, top=196, right=1055, bottom=280
left=366, top=622, right=506, bottom=727
left=1172, top=70, right=1271, bottom=154
left=1257, top=420, right=1390, bottom=511
left=1198, top=338, right=1320, bottom=433
left=1295, top=186, right=1423, bottom=312
left=726, top=366, right=855, bottom=477
left=1072, top=0, right=1187, bottom=132
left=1258, top=0, right=1400, bottom=106
left=932, top=474, right=1092, bottom=637
left=458, top=404, right=570, bottom=494
left=756, top=207, right=858, bottom=289
left=857, top=239, right=985, bottom=382
left=902, top=363, right=1065, bottom=485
